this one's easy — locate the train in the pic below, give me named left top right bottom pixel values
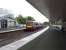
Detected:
left=26, top=21, right=43, bottom=30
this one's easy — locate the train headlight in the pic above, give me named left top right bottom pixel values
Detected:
left=27, top=26, right=32, bottom=28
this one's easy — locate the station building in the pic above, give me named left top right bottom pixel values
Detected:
left=0, top=14, right=16, bottom=29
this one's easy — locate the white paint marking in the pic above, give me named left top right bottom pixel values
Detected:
left=0, top=26, right=49, bottom=50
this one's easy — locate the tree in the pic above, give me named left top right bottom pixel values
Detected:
left=16, top=15, right=35, bottom=24
left=16, top=15, right=26, bottom=24
left=25, top=16, right=35, bottom=21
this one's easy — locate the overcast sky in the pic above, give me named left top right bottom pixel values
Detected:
left=0, top=0, right=49, bottom=23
